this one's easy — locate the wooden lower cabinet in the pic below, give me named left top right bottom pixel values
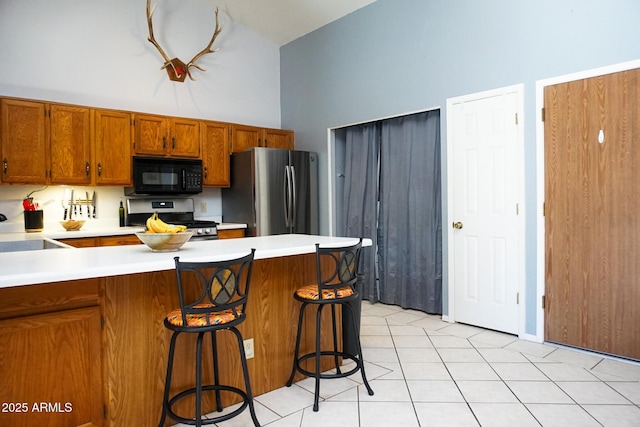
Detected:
left=217, top=228, right=245, bottom=239
left=58, top=235, right=142, bottom=248
left=0, top=279, right=103, bottom=427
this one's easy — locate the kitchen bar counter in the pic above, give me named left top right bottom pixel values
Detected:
left=0, top=234, right=371, bottom=427
left=0, top=234, right=368, bottom=289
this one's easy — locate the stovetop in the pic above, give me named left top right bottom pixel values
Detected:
left=125, top=197, right=218, bottom=238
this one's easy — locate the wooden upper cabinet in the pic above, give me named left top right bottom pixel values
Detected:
left=263, top=128, right=294, bottom=150
left=94, top=109, right=132, bottom=185
left=172, top=117, right=200, bottom=157
left=201, top=121, right=230, bottom=187
left=230, top=124, right=261, bottom=153
left=49, top=104, right=92, bottom=185
left=132, top=114, right=167, bottom=156
left=0, top=98, right=48, bottom=184
left=133, top=114, right=200, bottom=158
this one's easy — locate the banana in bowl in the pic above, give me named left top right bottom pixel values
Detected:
left=136, top=212, right=192, bottom=251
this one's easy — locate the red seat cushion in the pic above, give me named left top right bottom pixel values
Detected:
left=166, top=304, right=241, bottom=327
left=295, top=284, right=354, bottom=301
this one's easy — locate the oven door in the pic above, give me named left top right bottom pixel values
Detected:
left=129, top=157, right=202, bottom=195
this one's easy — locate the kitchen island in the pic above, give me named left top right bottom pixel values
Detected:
left=0, top=235, right=370, bottom=427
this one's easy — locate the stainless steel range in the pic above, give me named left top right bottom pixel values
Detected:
left=126, top=198, right=218, bottom=240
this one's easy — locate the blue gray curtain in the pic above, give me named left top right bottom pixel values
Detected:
left=342, top=123, right=380, bottom=302
left=341, top=110, right=442, bottom=314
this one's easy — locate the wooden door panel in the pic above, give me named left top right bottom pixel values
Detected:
left=171, top=118, right=200, bottom=157
left=201, top=121, right=230, bottom=187
left=544, top=69, right=640, bottom=360
left=263, top=128, right=294, bottom=149
left=95, top=109, right=132, bottom=185
left=0, top=99, right=48, bottom=183
left=134, top=114, right=167, bottom=156
left=50, top=104, right=92, bottom=184
left=230, top=124, right=260, bottom=153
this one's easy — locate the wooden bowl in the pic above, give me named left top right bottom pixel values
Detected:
left=60, top=220, right=86, bottom=231
left=135, top=231, right=193, bottom=252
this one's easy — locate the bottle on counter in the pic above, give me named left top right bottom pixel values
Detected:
left=119, top=201, right=125, bottom=227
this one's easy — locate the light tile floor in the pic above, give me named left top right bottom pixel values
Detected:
left=177, top=301, right=640, bottom=427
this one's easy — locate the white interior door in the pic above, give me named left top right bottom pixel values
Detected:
left=447, top=85, right=524, bottom=335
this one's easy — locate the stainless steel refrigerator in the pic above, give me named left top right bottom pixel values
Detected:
left=222, top=147, right=319, bottom=236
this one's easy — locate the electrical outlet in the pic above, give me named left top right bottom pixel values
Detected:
left=200, top=202, right=207, bottom=213
left=243, top=338, right=254, bottom=359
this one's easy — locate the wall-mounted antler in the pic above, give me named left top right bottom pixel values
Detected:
left=146, top=0, right=223, bottom=82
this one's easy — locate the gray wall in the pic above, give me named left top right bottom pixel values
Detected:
left=280, top=0, right=640, bottom=335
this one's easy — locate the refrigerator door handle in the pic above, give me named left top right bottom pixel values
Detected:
left=290, top=165, right=297, bottom=230
left=283, top=166, right=290, bottom=227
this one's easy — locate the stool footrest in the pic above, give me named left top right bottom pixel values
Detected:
left=166, top=384, right=250, bottom=426
left=295, top=350, right=363, bottom=379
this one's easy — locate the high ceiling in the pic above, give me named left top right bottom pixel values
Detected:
left=216, top=0, right=379, bottom=46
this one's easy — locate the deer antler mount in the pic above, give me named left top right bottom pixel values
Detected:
left=146, top=0, right=223, bottom=82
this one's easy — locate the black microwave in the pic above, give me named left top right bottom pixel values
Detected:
left=127, top=156, right=203, bottom=195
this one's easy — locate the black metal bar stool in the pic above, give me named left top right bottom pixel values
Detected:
left=286, top=238, right=374, bottom=411
left=158, top=249, right=260, bottom=427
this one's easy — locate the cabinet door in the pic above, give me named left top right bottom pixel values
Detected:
left=171, top=118, right=200, bottom=157
left=99, top=235, right=142, bottom=246
left=230, top=124, right=261, bottom=153
left=0, top=307, right=103, bottom=427
left=49, top=104, right=92, bottom=184
left=0, top=98, right=48, bottom=184
left=94, top=109, right=132, bottom=185
left=57, top=237, right=98, bottom=248
left=263, top=128, right=294, bottom=150
left=217, top=228, right=245, bottom=239
left=133, top=114, right=168, bottom=156
left=201, top=121, right=230, bottom=187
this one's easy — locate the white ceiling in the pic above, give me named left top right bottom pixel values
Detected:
left=216, top=0, right=379, bottom=46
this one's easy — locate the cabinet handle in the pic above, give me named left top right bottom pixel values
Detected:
left=2, top=158, right=6, bottom=175
left=204, top=166, right=208, bottom=179
left=85, top=162, right=90, bottom=176
left=162, top=136, right=166, bottom=149
left=171, top=136, right=175, bottom=149
left=97, top=162, right=102, bottom=177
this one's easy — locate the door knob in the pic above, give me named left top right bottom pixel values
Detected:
left=452, top=221, right=463, bottom=229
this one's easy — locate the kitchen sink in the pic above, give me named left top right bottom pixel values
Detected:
left=0, top=238, right=74, bottom=253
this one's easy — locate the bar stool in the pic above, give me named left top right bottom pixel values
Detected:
left=286, top=238, right=374, bottom=411
left=158, top=249, right=260, bottom=427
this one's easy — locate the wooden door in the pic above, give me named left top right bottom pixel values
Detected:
left=263, top=128, right=294, bottom=149
left=133, top=114, right=168, bottom=156
left=544, top=69, right=640, bottom=360
left=201, top=121, right=230, bottom=187
left=94, top=109, right=132, bottom=185
left=49, top=104, right=92, bottom=184
left=449, top=88, right=522, bottom=334
left=230, top=124, right=261, bottom=153
left=0, top=98, right=48, bottom=184
left=171, top=118, right=200, bottom=157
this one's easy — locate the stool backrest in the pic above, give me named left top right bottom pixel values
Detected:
left=173, top=249, right=256, bottom=326
left=315, top=238, right=363, bottom=299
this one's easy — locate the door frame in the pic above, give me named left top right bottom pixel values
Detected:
left=535, top=59, right=640, bottom=343
left=446, top=84, right=526, bottom=337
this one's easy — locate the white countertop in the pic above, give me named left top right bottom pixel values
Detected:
left=0, top=234, right=371, bottom=289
